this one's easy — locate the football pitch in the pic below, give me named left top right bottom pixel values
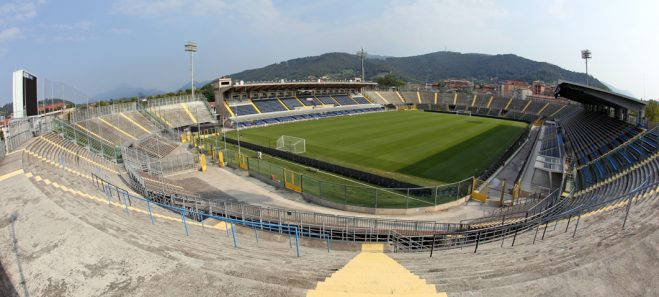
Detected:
left=227, top=111, right=528, bottom=186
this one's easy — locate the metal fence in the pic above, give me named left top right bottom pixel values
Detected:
left=143, top=94, right=217, bottom=121
left=0, top=139, right=6, bottom=160
left=68, top=102, right=138, bottom=123
left=122, top=144, right=196, bottom=176
left=142, top=94, right=204, bottom=109
left=233, top=152, right=473, bottom=209
left=113, top=166, right=469, bottom=240
left=92, top=173, right=310, bottom=257
left=97, top=157, right=658, bottom=253
left=391, top=181, right=658, bottom=254
left=52, top=118, right=122, bottom=162
left=2, top=115, right=54, bottom=152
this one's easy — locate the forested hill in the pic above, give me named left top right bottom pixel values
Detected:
left=229, top=51, right=606, bottom=89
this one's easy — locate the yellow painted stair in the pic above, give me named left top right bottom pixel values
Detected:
left=307, top=244, right=447, bottom=297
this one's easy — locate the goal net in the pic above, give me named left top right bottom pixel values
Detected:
left=455, top=110, right=472, bottom=116
left=276, top=135, right=306, bottom=154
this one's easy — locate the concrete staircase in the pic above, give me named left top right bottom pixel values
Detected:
left=391, top=193, right=658, bottom=296
left=20, top=134, right=358, bottom=296
left=307, top=244, right=447, bottom=297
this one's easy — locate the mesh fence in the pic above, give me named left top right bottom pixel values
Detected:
left=0, top=139, right=5, bottom=160
left=223, top=148, right=472, bottom=209
left=2, top=116, right=54, bottom=152
left=122, top=146, right=196, bottom=176
left=52, top=118, right=122, bottom=162
left=68, top=102, right=137, bottom=123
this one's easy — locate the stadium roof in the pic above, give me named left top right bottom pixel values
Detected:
left=225, top=80, right=377, bottom=92
left=554, top=81, right=647, bottom=111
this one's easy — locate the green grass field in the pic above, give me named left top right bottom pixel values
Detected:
left=227, top=111, right=528, bottom=186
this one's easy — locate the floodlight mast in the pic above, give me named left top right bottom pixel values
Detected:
left=185, top=41, right=198, bottom=98
left=356, top=48, right=368, bottom=81
left=581, top=49, right=591, bottom=86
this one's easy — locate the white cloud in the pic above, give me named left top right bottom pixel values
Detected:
left=110, top=27, right=132, bottom=34
left=46, top=21, right=94, bottom=31
left=548, top=0, right=567, bottom=18
left=0, top=0, right=45, bottom=24
left=281, top=0, right=512, bottom=57
left=0, top=27, right=20, bottom=42
left=112, top=0, right=227, bottom=17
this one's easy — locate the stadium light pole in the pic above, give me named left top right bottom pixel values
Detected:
left=356, top=48, right=368, bottom=81
left=581, top=49, right=591, bottom=86
left=185, top=41, right=198, bottom=98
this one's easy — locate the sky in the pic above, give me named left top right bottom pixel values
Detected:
left=0, top=0, right=658, bottom=104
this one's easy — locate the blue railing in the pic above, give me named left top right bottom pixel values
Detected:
left=91, top=173, right=336, bottom=257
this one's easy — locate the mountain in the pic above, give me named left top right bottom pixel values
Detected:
left=602, top=81, right=636, bottom=98
left=366, top=54, right=391, bottom=60
left=178, top=80, right=213, bottom=91
left=92, top=84, right=164, bottom=100
left=1, top=99, right=75, bottom=116
left=229, top=51, right=608, bottom=89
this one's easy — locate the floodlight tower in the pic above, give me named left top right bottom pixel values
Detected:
left=581, top=49, right=591, bottom=86
left=185, top=41, right=198, bottom=97
left=356, top=48, right=368, bottom=81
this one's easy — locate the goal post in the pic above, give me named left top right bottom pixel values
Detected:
left=276, top=135, right=306, bottom=154
left=455, top=110, right=472, bottom=117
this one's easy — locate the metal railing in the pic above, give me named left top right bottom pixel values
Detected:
left=68, top=102, right=137, bottom=123
left=0, top=139, right=6, bottom=160
left=220, top=148, right=473, bottom=209
left=141, top=98, right=215, bottom=129
left=141, top=94, right=205, bottom=109
left=392, top=181, right=657, bottom=253
left=112, top=165, right=470, bottom=240
left=460, top=188, right=562, bottom=226
left=122, top=144, right=196, bottom=176
left=1, top=116, right=54, bottom=152
left=39, top=121, right=657, bottom=253
left=91, top=173, right=310, bottom=257
left=52, top=118, right=122, bottom=162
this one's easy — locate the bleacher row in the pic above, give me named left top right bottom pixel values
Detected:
left=560, top=110, right=644, bottom=165
left=70, top=101, right=217, bottom=147
left=539, top=125, right=562, bottom=158
left=135, top=134, right=179, bottom=158
left=553, top=106, right=658, bottom=190
left=149, top=101, right=216, bottom=128
left=571, top=150, right=658, bottom=211
left=235, top=106, right=384, bottom=129
left=75, top=111, right=158, bottom=146
left=227, top=94, right=372, bottom=117
left=576, top=128, right=658, bottom=189
left=364, top=91, right=568, bottom=122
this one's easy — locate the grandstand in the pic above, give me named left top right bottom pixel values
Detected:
left=253, top=98, right=288, bottom=113
left=0, top=77, right=657, bottom=296
left=216, top=78, right=384, bottom=128
left=366, top=89, right=570, bottom=123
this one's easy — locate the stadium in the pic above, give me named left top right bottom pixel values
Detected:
left=1, top=66, right=657, bottom=297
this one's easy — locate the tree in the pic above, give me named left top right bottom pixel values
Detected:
left=375, top=73, right=406, bottom=88
left=200, top=83, right=215, bottom=101
left=645, top=100, right=659, bottom=124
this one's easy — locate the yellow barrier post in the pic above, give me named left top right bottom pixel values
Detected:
left=499, top=180, right=505, bottom=206
left=512, top=183, right=520, bottom=206
left=218, top=151, right=225, bottom=168
left=181, top=134, right=187, bottom=143
left=238, top=154, right=248, bottom=170
left=200, top=154, right=207, bottom=172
